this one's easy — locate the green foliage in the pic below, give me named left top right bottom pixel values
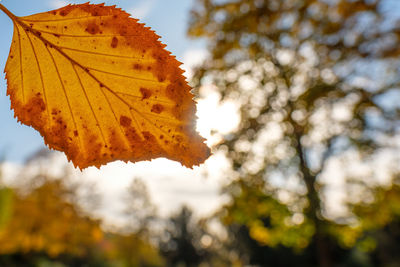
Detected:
left=0, top=187, right=13, bottom=230
left=222, top=181, right=314, bottom=249
left=102, top=233, right=165, bottom=267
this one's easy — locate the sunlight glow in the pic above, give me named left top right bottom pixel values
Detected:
left=196, top=86, right=240, bottom=146
left=181, top=48, right=241, bottom=146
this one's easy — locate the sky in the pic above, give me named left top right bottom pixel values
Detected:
left=0, top=0, right=235, bottom=225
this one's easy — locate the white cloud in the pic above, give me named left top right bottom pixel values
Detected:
left=0, top=161, right=21, bottom=185
left=1, top=150, right=229, bottom=227
left=127, top=0, right=157, bottom=21
left=181, top=48, right=209, bottom=80
left=81, top=157, right=227, bottom=223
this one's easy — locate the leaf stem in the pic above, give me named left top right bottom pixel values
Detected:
left=0, top=3, right=18, bottom=21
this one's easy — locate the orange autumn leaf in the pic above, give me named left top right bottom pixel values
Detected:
left=1, top=3, right=210, bottom=169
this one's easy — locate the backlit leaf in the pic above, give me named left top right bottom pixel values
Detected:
left=1, top=3, right=210, bottom=169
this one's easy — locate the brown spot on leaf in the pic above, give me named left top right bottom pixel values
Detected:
left=45, top=113, right=77, bottom=163
left=140, top=88, right=152, bottom=100
left=133, top=64, right=142, bottom=70
left=142, top=131, right=155, bottom=142
left=22, top=95, right=46, bottom=129
left=85, top=22, right=101, bottom=34
left=111, top=36, right=118, bottom=48
left=57, top=5, right=74, bottom=16
left=151, top=104, right=164, bottom=114
left=26, top=97, right=45, bottom=113
left=83, top=133, right=103, bottom=166
left=70, top=3, right=114, bottom=17
left=120, top=115, right=132, bottom=127
left=152, top=51, right=169, bottom=82
left=108, top=131, right=126, bottom=154
left=124, top=125, right=142, bottom=147
left=175, top=135, right=184, bottom=142
left=157, top=75, right=166, bottom=82
left=118, top=25, right=128, bottom=36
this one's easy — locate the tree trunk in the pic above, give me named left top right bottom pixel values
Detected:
left=294, top=128, right=332, bottom=267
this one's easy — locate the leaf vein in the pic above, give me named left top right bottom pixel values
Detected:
left=87, top=67, right=160, bottom=83
left=71, top=63, right=107, bottom=145
left=129, top=107, right=177, bottom=140
left=141, top=111, right=182, bottom=125
left=97, top=82, right=131, bottom=145
left=38, top=29, right=140, bottom=38
left=46, top=45, right=84, bottom=150
left=115, top=91, right=173, bottom=105
left=15, top=25, right=24, bottom=102
left=60, top=45, right=146, bottom=60
left=21, top=14, right=114, bottom=23
left=24, top=27, right=50, bottom=120
left=129, top=108, right=144, bottom=140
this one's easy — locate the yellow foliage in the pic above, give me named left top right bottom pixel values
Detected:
left=0, top=180, right=102, bottom=256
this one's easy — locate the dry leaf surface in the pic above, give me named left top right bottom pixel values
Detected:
left=3, top=3, right=210, bottom=169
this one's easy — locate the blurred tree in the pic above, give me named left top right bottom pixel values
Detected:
left=189, top=0, right=400, bottom=266
left=0, top=170, right=13, bottom=232
left=0, top=154, right=165, bottom=267
left=102, top=232, right=165, bottom=267
left=159, top=206, right=218, bottom=267
left=124, top=178, right=158, bottom=235
left=348, top=175, right=400, bottom=267
left=0, top=187, right=12, bottom=230
left=124, top=179, right=232, bottom=267
left=159, top=206, right=203, bottom=266
left=0, top=177, right=103, bottom=258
